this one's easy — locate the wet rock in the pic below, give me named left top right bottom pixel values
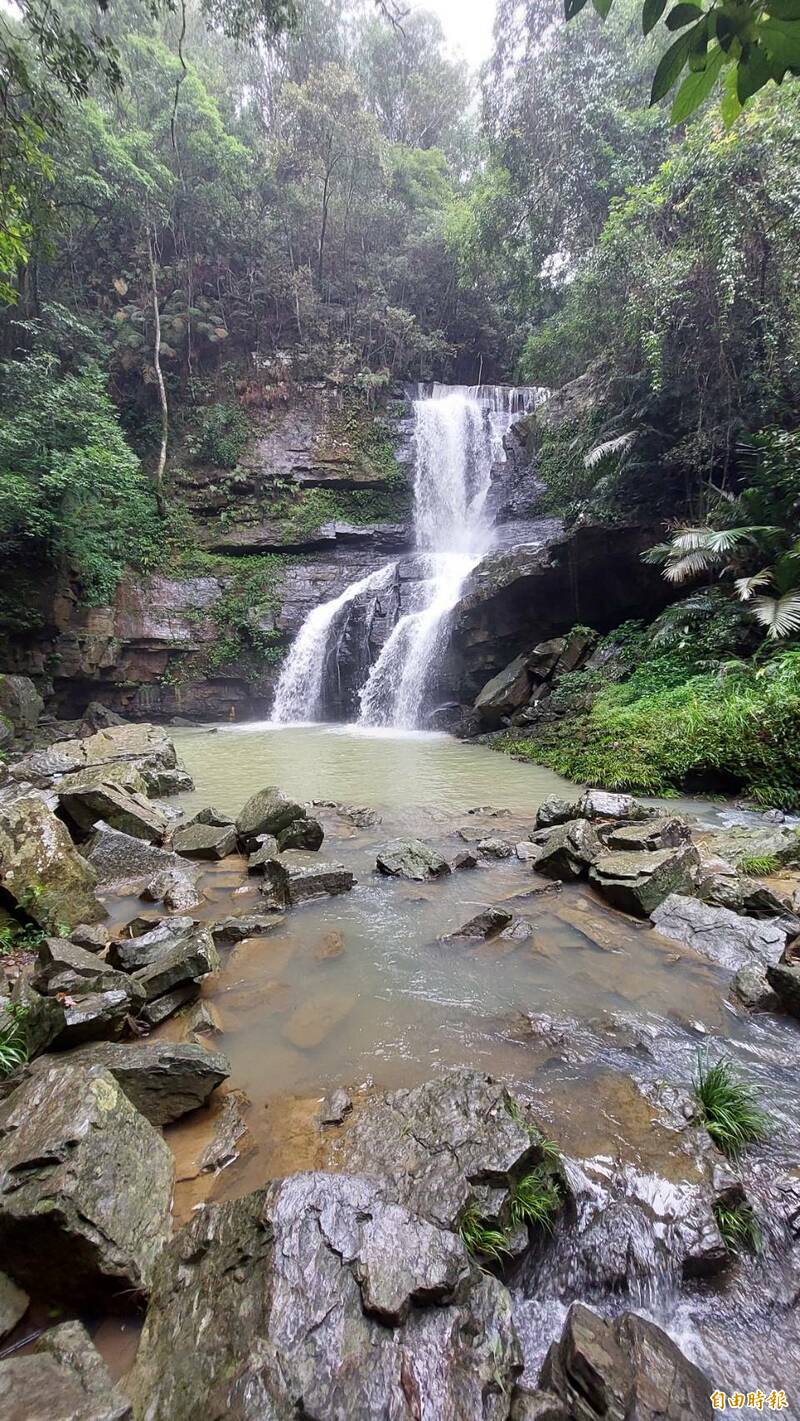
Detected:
left=705, top=823, right=800, bottom=869
left=330, top=1070, right=544, bottom=1232
left=731, top=962, right=780, bottom=1012
left=141, top=867, right=201, bottom=911
left=80, top=701, right=128, bottom=733
left=0, top=674, right=43, bottom=738
left=535, top=819, right=604, bottom=881
left=589, top=845, right=699, bottom=917
left=539, top=1304, right=711, bottom=1420
left=376, top=838, right=451, bottom=881
left=62, top=1041, right=230, bottom=1124
left=11, top=724, right=178, bottom=789
left=262, top=855, right=355, bottom=907
left=140, top=766, right=194, bottom=797
left=535, top=796, right=578, bottom=830
left=762, top=807, right=785, bottom=824
left=315, top=930, right=345, bottom=960
left=0, top=797, right=104, bottom=932
left=196, top=1090, right=249, bottom=1173
left=700, top=872, right=790, bottom=919
left=0, top=1063, right=172, bottom=1304
left=0, top=978, right=65, bottom=1059
left=139, top=983, right=199, bottom=1027
left=766, top=961, right=800, bottom=1017
left=526, top=638, right=566, bottom=679
left=651, top=894, right=788, bottom=970
left=185, top=805, right=235, bottom=828
left=275, top=815, right=324, bottom=851
left=33, top=938, right=145, bottom=1007
left=477, top=836, right=513, bottom=859
left=577, top=790, right=650, bottom=822
left=0, top=1269, right=28, bottom=1342
left=57, top=759, right=149, bottom=797
left=246, top=835, right=279, bottom=870
left=210, top=911, right=285, bottom=949
left=474, top=654, right=531, bottom=723
left=70, top=922, right=110, bottom=952
left=283, top=989, right=354, bottom=1050
left=235, top=785, right=305, bottom=844
left=172, top=821, right=237, bottom=860
left=606, top=816, right=691, bottom=851
left=107, top=916, right=195, bottom=970
left=453, top=848, right=480, bottom=869
left=58, top=782, right=168, bottom=843
left=128, top=1172, right=520, bottom=1420
left=130, top=930, right=219, bottom=1003
left=85, top=825, right=198, bottom=892
left=441, top=907, right=514, bottom=941
left=185, top=1000, right=223, bottom=1038
left=511, top=1390, right=570, bottom=1421
left=320, top=1087, right=352, bottom=1124
left=57, top=989, right=136, bottom=1047
left=0, top=1319, right=131, bottom=1421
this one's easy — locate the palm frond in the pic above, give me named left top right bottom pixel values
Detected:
left=750, top=592, right=800, bottom=640
left=734, top=570, right=773, bottom=602
left=663, top=551, right=716, bottom=583
left=641, top=542, right=673, bottom=567
left=583, top=432, right=635, bottom=470
left=669, top=525, right=777, bottom=555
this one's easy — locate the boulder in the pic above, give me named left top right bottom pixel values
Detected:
left=731, top=962, right=781, bottom=1012
left=172, top=821, right=238, bottom=860
left=185, top=805, right=235, bottom=828
left=376, top=838, right=451, bottom=881
left=0, top=1268, right=28, bottom=1343
left=275, top=816, right=324, bottom=851
left=606, top=816, right=691, bottom=851
left=261, top=856, right=355, bottom=908
left=0, top=1320, right=131, bottom=1421
left=525, top=638, right=565, bottom=679
left=441, top=907, right=514, bottom=941
left=85, top=825, right=199, bottom=892
left=140, top=766, right=194, bottom=797
left=589, top=845, right=699, bottom=917
left=235, top=785, right=305, bottom=843
left=535, top=820, right=604, bottom=881
left=70, top=922, right=110, bottom=952
left=0, top=797, right=104, bottom=932
left=0, top=1063, right=172, bottom=1303
left=108, top=916, right=196, bottom=971
left=57, top=760, right=148, bottom=797
left=477, top=836, right=513, bottom=859
left=246, top=836, right=279, bottom=871
left=539, top=1304, right=711, bottom=1420
left=79, top=701, right=127, bottom=733
left=62, top=1041, right=230, bottom=1125
left=766, top=962, right=800, bottom=1017
left=33, top=939, right=143, bottom=1005
left=58, top=782, right=169, bottom=842
left=0, top=978, right=64, bottom=1059
left=139, top=984, right=199, bottom=1027
left=474, top=654, right=531, bottom=724
left=577, top=790, right=650, bottom=822
left=55, top=989, right=136, bottom=1048
left=127, top=1172, right=521, bottom=1420
left=700, top=872, right=791, bottom=919
left=197, top=1091, right=248, bottom=1172
left=130, top=930, right=219, bottom=1003
left=0, top=674, right=43, bottom=737
left=651, top=894, right=788, bottom=971
left=10, top=724, right=178, bottom=789
left=141, top=868, right=201, bottom=911
left=210, top=912, right=285, bottom=949
left=704, top=824, right=800, bottom=869
left=535, top=796, right=578, bottom=830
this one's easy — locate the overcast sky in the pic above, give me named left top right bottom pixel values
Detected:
left=409, top=0, right=497, bottom=69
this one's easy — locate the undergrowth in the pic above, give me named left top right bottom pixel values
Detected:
left=0, top=1003, right=30, bottom=1078
left=738, top=854, right=781, bottom=877
left=693, top=1055, right=770, bottom=1159
left=714, top=1200, right=762, bottom=1254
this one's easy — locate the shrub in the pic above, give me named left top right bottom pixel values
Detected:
left=459, top=1205, right=511, bottom=1263
left=509, top=1168, right=562, bottom=1232
left=187, top=402, right=251, bottom=470
left=693, top=1055, right=770, bottom=1160
left=714, top=1201, right=762, bottom=1255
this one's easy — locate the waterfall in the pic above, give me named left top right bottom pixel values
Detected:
left=271, top=382, right=545, bottom=728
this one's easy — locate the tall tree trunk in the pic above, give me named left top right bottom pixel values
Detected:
left=146, top=224, right=168, bottom=517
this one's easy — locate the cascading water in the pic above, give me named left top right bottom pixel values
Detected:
left=272, top=382, right=545, bottom=728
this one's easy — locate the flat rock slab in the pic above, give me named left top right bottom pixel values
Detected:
left=606, top=816, right=691, bottom=852
left=704, top=824, right=800, bottom=869
left=652, top=893, right=788, bottom=971
left=0, top=1319, right=132, bottom=1421
left=589, top=845, right=699, bottom=917
left=0, top=1063, right=173, bottom=1304
left=262, top=856, right=355, bottom=907
left=0, top=797, right=104, bottom=932
left=10, top=724, right=178, bottom=788
left=210, top=912, right=285, bottom=949
left=441, top=907, right=513, bottom=941
left=86, top=826, right=200, bottom=892
left=33, top=939, right=144, bottom=1007
left=58, top=783, right=168, bottom=844
left=172, top=822, right=238, bottom=860
left=376, top=838, right=451, bottom=881
left=534, top=819, right=603, bottom=881
left=61, top=1041, right=230, bottom=1125
left=56, top=988, right=137, bottom=1048
left=127, top=1172, right=520, bottom=1420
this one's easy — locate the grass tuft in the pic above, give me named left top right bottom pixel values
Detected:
left=459, top=1206, right=511, bottom=1263
left=509, top=1167, right=562, bottom=1232
left=693, top=1054, right=770, bottom=1159
left=714, top=1200, right=762, bottom=1254
left=738, top=854, right=780, bottom=877
left=0, top=1004, right=30, bottom=1079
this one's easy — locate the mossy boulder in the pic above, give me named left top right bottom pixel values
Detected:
left=0, top=797, right=105, bottom=932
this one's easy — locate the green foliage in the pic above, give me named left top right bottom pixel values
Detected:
left=737, top=854, right=781, bottom=876
left=206, top=556, right=287, bottom=673
left=714, top=1200, right=762, bottom=1254
left=693, top=1054, right=770, bottom=1158
left=0, top=919, right=47, bottom=955
left=0, top=1003, right=30, bottom=1078
left=459, top=1206, right=512, bottom=1264
left=509, top=1168, right=563, bottom=1231
left=187, top=403, right=252, bottom=470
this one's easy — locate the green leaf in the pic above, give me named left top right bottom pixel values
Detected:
left=737, top=42, right=773, bottom=100
left=666, top=3, right=704, bottom=30
left=759, top=17, right=800, bottom=66
left=643, top=0, right=667, bottom=32
left=767, top=0, right=800, bottom=18
left=720, top=62, right=743, bottom=124
left=650, top=28, right=696, bottom=102
left=564, top=0, right=590, bottom=17
left=591, top=0, right=613, bottom=14
left=671, top=41, right=725, bottom=119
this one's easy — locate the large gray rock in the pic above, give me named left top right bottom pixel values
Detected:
left=731, top=962, right=781, bottom=1011
left=33, top=939, right=144, bottom=1007
left=534, top=820, right=603, bottom=881
left=0, top=1319, right=131, bottom=1421
left=704, top=823, right=800, bottom=869
left=58, top=782, right=168, bottom=843
left=0, top=674, right=43, bottom=737
left=107, top=915, right=195, bottom=970
left=376, top=838, right=451, bottom=881
left=577, top=790, right=650, bottom=822
left=262, top=855, right=355, bottom=908
left=0, top=978, right=64, bottom=1059
left=128, top=1172, right=521, bottom=1421
left=130, top=930, right=219, bottom=1003
left=210, top=912, right=285, bottom=949
left=0, top=797, right=104, bottom=932
left=141, top=868, right=201, bottom=911
left=441, top=907, right=513, bottom=941
left=235, top=785, right=305, bottom=842
left=766, top=961, right=800, bottom=1017
left=540, top=1304, right=711, bottom=1420
left=172, top=821, right=237, bottom=860
left=85, top=825, right=198, bottom=892
left=475, top=655, right=531, bottom=723
left=606, top=816, right=691, bottom=851
left=700, top=871, right=791, bottom=919
left=56, top=989, right=138, bottom=1048
left=10, top=723, right=178, bottom=789
left=535, top=796, right=578, bottom=830
left=62, top=1041, right=230, bottom=1124
left=0, top=1063, right=173, bottom=1303
left=275, top=816, right=324, bottom=851
left=589, top=845, right=699, bottom=917
left=652, top=894, right=788, bottom=971
left=140, top=765, right=194, bottom=797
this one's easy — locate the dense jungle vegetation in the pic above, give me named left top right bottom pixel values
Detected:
left=1, top=0, right=799, bottom=799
